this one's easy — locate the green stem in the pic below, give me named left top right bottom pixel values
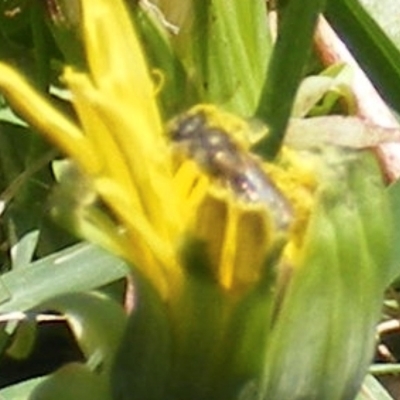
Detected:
left=255, top=0, right=326, bottom=159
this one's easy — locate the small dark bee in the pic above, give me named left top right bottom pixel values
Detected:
left=170, top=111, right=293, bottom=232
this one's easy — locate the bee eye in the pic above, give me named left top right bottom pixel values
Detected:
left=171, top=113, right=206, bottom=142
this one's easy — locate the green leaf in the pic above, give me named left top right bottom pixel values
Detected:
left=291, top=64, right=355, bottom=117
left=5, top=318, right=37, bottom=360
left=255, top=0, right=327, bottom=159
left=0, top=119, right=62, bottom=257
left=42, top=0, right=85, bottom=68
left=30, top=363, right=111, bottom=400
left=359, top=0, right=400, bottom=50
left=187, top=0, right=272, bottom=116
left=0, top=377, right=46, bottom=400
left=38, top=292, right=127, bottom=376
left=0, top=327, right=11, bottom=356
left=13, top=292, right=127, bottom=399
left=0, top=3, right=39, bottom=83
left=356, top=374, right=395, bottom=400
left=325, top=0, right=400, bottom=113
left=30, top=1, right=52, bottom=91
left=0, top=243, right=129, bottom=313
left=0, top=104, right=28, bottom=127
left=11, top=230, right=40, bottom=269
left=130, top=5, right=196, bottom=117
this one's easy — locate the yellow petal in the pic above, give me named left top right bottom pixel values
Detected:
left=81, top=0, right=162, bottom=142
left=0, top=64, right=100, bottom=174
left=193, top=188, right=273, bottom=293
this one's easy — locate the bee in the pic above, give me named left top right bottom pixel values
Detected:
left=169, top=110, right=293, bottom=232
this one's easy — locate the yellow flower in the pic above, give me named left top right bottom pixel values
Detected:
left=0, top=0, right=311, bottom=302
left=1, top=3, right=393, bottom=399
left=0, top=0, right=183, bottom=299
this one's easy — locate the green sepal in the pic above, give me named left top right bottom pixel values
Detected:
left=259, top=150, right=392, bottom=400
left=168, top=238, right=231, bottom=400
left=387, top=180, right=400, bottom=285
left=215, top=268, right=277, bottom=400
left=111, top=272, right=171, bottom=400
left=168, top=239, right=279, bottom=400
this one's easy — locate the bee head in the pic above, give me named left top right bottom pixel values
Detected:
left=169, top=112, right=206, bottom=142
